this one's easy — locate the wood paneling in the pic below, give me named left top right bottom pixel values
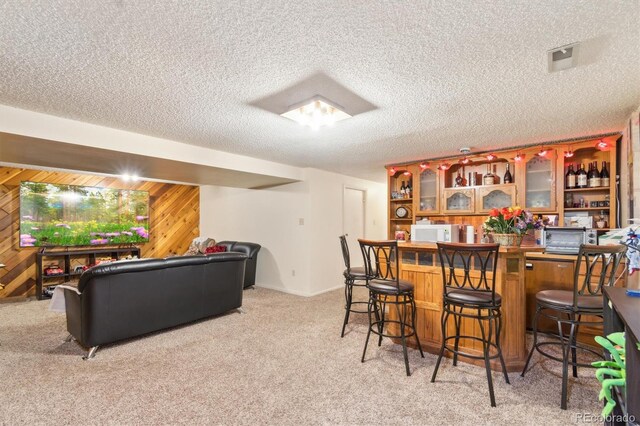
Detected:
left=0, top=167, right=199, bottom=300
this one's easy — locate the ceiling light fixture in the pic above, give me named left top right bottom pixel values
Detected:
left=388, top=167, right=396, bottom=176
left=486, top=153, right=496, bottom=161
left=403, top=171, right=411, bottom=176
left=437, top=163, right=451, bottom=171
left=419, top=162, right=429, bottom=170
left=537, top=147, right=548, bottom=157
left=514, top=153, right=525, bottom=162
left=459, top=157, right=472, bottom=165
left=280, top=97, right=351, bottom=130
left=122, top=174, right=140, bottom=182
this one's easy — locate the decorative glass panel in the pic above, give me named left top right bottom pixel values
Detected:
left=419, top=169, right=437, bottom=211
left=418, top=252, right=433, bottom=266
left=402, top=251, right=416, bottom=265
left=482, top=190, right=512, bottom=210
left=525, top=156, right=552, bottom=208
left=446, top=192, right=471, bottom=211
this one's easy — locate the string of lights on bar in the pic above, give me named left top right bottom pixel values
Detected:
left=387, top=138, right=613, bottom=175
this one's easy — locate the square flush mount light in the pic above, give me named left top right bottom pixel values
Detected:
left=280, top=97, right=351, bottom=130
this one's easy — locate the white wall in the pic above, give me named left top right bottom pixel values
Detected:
left=200, top=168, right=386, bottom=296
left=305, top=168, right=386, bottom=295
left=0, top=104, right=302, bottom=182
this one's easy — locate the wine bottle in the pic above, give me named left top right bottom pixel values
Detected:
left=400, top=181, right=406, bottom=197
left=483, top=164, right=494, bottom=185
left=455, top=171, right=464, bottom=187
left=503, top=164, right=513, bottom=184
left=589, top=161, right=601, bottom=187
left=600, top=161, right=610, bottom=187
left=406, top=180, right=412, bottom=198
left=576, top=164, right=587, bottom=188
left=565, top=164, right=576, bottom=189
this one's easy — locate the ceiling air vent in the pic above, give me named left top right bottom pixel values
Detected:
left=547, top=42, right=580, bottom=73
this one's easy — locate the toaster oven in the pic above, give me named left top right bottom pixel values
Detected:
left=541, top=227, right=598, bottom=254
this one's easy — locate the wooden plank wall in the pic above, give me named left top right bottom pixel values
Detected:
left=0, top=167, right=200, bottom=300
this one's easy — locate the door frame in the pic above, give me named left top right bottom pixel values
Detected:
left=342, top=185, right=367, bottom=238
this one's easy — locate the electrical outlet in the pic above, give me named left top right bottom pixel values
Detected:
left=291, top=270, right=296, bottom=277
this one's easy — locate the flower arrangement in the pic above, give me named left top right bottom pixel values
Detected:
left=483, top=206, right=536, bottom=236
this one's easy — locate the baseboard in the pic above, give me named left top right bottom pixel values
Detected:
left=254, top=283, right=343, bottom=298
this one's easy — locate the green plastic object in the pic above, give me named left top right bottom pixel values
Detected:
left=592, top=332, right=626, bottom=418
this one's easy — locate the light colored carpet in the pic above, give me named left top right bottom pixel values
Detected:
left=0, top=286, right=602, bottom=425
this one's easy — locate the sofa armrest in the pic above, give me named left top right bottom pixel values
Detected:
left=64, top=288, right=83, bottom=344
left=220, top=241, right=261, bottom=258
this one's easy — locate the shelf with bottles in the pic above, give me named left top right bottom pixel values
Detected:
left=388, top=167, right=414, bottom=200
left=563, top=146, right=612, bottom=192
left=444, top=159, right=515, bottom=189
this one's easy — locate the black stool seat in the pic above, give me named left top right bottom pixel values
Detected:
left=446, top=289, right=502, bottom=307
left=368, top=278, right=413, bottom=294
left=536, top=290, right=601, bottom=310
left=344, top=266, right=367, bottom=279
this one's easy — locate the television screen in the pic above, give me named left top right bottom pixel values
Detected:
left=19, top=181, right=150, bottom=247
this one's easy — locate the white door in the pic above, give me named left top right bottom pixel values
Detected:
left=343, top=187, right=366, bottom=267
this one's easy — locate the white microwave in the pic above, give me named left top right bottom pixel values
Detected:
left=411, top=224, right=460, bottom=243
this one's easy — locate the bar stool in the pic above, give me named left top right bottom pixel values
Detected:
left=359, top=239, right=424, bottom=376
left=431, top=242, right=509, bottom=407
left=339, top=234, right=369, bottom=337
left=521, top=244, right=627, bottom=410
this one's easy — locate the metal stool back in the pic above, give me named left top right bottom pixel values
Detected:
left=358, top=239, right=424, bottom=376
left=521, top=243, right=627, bottom=409
left=432, top=242, right=508, bottom=407
left=338, top=235, right=369, bottom=337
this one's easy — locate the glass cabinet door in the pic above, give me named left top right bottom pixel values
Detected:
left=476, top=185, right=516, bottom=213
left=523, top=151, right=556, bottom=211
left=417, top=168, right=439, bottom=213
left=442, top=188, right=475, bottom=214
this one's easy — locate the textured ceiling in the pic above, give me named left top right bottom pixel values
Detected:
left=1, top=0, right=639, bottom=183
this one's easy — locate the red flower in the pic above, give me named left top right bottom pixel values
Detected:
left=513, top=208, right=523, bottom=217
left=489, top=208, right=500, bottom=217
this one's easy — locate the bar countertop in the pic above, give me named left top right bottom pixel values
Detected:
left=397, top=241, right=545, bottom=254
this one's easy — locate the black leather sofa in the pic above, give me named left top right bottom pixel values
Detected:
left=217, top=241, right=261, bottom=288
left=63, top=252, right=247, bottom=359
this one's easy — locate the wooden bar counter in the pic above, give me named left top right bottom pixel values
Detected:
left=393, top=241, right=544, bottom=372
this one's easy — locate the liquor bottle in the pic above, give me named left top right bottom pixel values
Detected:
left=600, top=161, right=610, bottom=187
left=406, top=180, right=412, bottom=198
left=400, top=181, right=406, bottom=198
left=588, top=161, right=601, bottom=187
left=503, top=164, right=513, bottom=184
left=455, top=171, right=464, bottom=187
left=565, top=164, right=576, bottom=189
left=483, top=164, right=494, bottom=185
left=576, top=164, right=588, bottom=188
